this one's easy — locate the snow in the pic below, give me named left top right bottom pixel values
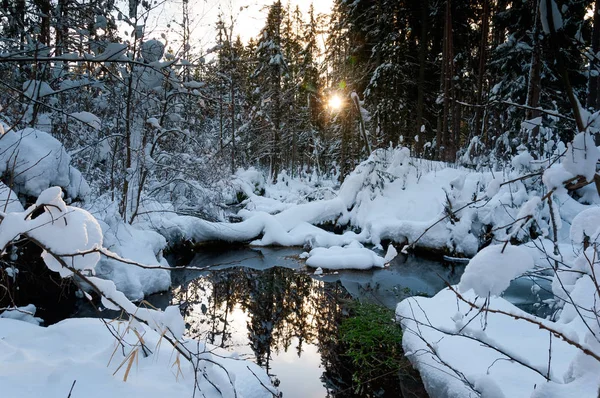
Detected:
left=0, top=305, right=42, bottom=325
left=0, top=187, right=102, bottom=279
left=143, top=147, right=557, bottom=263
left=384, top=244, right=398, bottom=262
left=521, top=116, right=542, bottom=131
left=93, top=42, right=128, bottom=61
left=0, top=182, right=23, bottom=213
left=561, top=132, right=600, bottom=182
left=146, top=117, right=161, bottom=129
left=2, top=132, right=598, bottom=398
left=473, top=376, right=506, bottom=398
left=543, top=164, right=575, bottom=193
left=0, top=317, right=274, bottom=398
left=0, top=185, right=276, bottom=397
left=570, top=206, right=600, bottom=246
left=141, top=39, right=165, bottom=63
left=306, top=245, right=386, bottom=270
left=0, top=128, right=89, bottom=198
left=0, top=186, right=168, bottom=322
left=485, top=178, right=501, bottom=198
left=459, top=244, right=535, bottom=297
left=22, top=80, right=54, bottom=99
left=70, top=111, right=101, bottom=130
left=392, top=140, right=600, bottom=398
left=511, top=148, right=534, bottom=171
left=540, top=0, right=563, bottom=34
left=183, top=80, right=205, bottom=89
left=93, top=201, right=171, bottom=301
left=397, top=288, right=585, bottom=398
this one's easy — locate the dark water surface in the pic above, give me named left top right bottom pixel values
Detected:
left=76, top=246, right=550, bottom=397
left=164, top=247, right=462, bottom=398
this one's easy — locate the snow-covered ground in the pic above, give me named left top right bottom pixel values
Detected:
left=3, top=125, right=600, bottom=397
left=0, top=317, right=274, bottom=398
left=0, top=183, right=275, bottom=398
left=395, top=132, right=600, bottom=397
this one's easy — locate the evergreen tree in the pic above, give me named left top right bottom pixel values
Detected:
left=253, top=0, right=287, bottom=178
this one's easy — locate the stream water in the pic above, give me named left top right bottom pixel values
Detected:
left=75, top=246, right=552, bottom=397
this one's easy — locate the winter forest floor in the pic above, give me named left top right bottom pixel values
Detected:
left=1, top=137, right=600, bottom=397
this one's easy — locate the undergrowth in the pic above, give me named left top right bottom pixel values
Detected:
left=339, top=301, right=407, bottom=395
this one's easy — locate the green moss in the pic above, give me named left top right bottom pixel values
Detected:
left=236, top=191, right=248, bottom=204
left=339, top=302, right=406, bottom=394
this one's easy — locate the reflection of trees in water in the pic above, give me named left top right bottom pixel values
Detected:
left=170, top=266, right=409, bottom=396
left=171, top=268, right=246, bottom=348
left=241, top=266, right=332, bottom=372
left=314, top=283, right=355, bottom=397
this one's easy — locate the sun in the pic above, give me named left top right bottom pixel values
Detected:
left=328, top=94, right=343, bottom=111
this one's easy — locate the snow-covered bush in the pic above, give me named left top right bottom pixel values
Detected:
left=397, top=126, right=600, bottom=397
left=0, top=186, right=275, bottom=397
left=0, top=128, right=90, bottom=200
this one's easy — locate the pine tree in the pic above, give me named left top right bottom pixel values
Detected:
left=253, top=0, right=287, bottom=178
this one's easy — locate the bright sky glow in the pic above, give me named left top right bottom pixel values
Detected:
left=144, top=0, right=333, bottom=58
left=328, top=94, right=343, bottom=111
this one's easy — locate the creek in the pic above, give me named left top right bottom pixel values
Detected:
left=74, top=246, right=551, bottom=397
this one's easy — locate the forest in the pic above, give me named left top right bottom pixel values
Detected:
left=1, top=0, right=600, bottom=397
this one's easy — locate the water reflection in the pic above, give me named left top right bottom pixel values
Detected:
left=172, top=264, right=350, bottom=396
left=71, top=246, right=551, bottom=397
left=168, top=248, right=455, bottom=397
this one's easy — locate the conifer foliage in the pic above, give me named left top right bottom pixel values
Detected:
left=1, top=0, right=599, bottom=203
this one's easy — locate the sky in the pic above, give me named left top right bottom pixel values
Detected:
left=144, top=0, right=334, bottom=58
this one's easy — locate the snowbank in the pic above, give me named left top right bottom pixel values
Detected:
left=397, top=288, right=585, bottom=398
left=0, top=317, right=274, bottom=398
left=306, top=244, right=386, bottom=270
left=0, top=186, right=276, bottom=397
left=397, top=204, right=600, bottom=397
left=162, top=147, right=536, bottom=258
left=91, top=200, right=171, bottom=300
left=0, top=128, right=90, bottom=198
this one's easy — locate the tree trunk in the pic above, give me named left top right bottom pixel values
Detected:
left=474, top=0, right=490, bottom=144
left=441, top=0, right=454, bottom=160
left=526, top=0, right=542, bottom=154
left=415, top=0, right=429, bottom=154
left=588, top=0, right=600, bottom=110
left=231, top=76, right=236, bottom=174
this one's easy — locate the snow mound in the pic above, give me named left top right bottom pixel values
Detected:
left=93, top=201, right=170, bottom=301
left=459, top=244, right=534, bottom=297
left=570, top=206, right=600, bottom=246
left=397, top=288, right=586, bottom=398
left=0, top=182, right=23, bottom=213
left=306, top=244, right=386, bottom=270
left=562, top=132, right=599, bottom=182
left=0, top=128, right=89, bottom=198
left=0, top=187, right=102, bottom=278
left=0, top=317, right=275, bottom=398
left=0, top=304, right=42, bottom=325
left=70, top=111, right=101, bottom=130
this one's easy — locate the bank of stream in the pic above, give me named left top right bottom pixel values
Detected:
left=73, top=246, right=552, bottom=397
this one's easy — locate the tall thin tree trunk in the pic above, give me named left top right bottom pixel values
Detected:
left=474, top=0, right=490, bottom=144
left=526, top=0, right=542, bottom=154
left=588, top=0, right=600, bottom=110
left=441, top=0, right=454, bottom=160
left=231, top=76, right=236, bottom=174
left=415, top=0, right=429, bottom=154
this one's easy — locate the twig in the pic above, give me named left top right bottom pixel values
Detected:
left=66, top=380, right=76, bottom=398
left=445, top=284, right=600, bottom=363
